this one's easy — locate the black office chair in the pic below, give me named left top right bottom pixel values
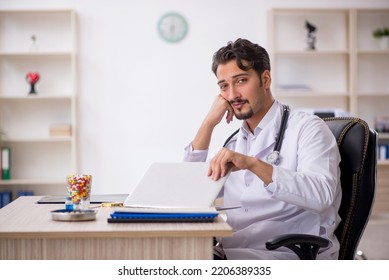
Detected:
left=265, top=117, right=377, bottom=260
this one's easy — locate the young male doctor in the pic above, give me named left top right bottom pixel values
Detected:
left=183, top=38, right=342, bottom=260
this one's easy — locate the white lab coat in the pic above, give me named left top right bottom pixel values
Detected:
left=183, top=101, right=342, bottom=260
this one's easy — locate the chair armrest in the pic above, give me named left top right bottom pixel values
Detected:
left=265, top=234, right=330, bottom=260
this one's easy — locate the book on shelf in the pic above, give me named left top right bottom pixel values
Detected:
left=0, top=191, right=12, bottom=208
left=1, top=147, right=10, bottom=180
left=49, top=124, right=72, bottom=137
left=378, top=144, right=389, bottom=160
left=0, top=144, right=2, bottom=180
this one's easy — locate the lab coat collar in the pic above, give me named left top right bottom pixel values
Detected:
left=239, top=101, right=284, bottom=156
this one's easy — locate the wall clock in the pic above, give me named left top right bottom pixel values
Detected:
left=157, top=12, right=188, bottom=43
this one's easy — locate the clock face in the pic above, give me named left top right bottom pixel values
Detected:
left=158, top=12, right=188, bottom=43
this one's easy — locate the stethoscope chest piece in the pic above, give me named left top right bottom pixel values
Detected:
left=266, top=104, right=289, bottom=166
left=223, top=104, right=290, bottom=166
left=266, top=150, right=280, bottom=165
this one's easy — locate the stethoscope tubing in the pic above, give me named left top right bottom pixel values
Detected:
left=223, top=105, right=290, bottom=166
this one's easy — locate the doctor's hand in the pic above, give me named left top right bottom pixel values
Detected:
left=204, top=95, right=234, bottom=127
left=208, top=148, right=257, bottom=181
left=191, top=95, right=234, bottom=151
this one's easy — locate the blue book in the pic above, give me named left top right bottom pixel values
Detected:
left=387, top=144, right=389, bottom=160
left=2, top=191, right=12, bottom=207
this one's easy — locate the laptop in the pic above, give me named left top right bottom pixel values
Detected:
left=123, top=162, right=230, bottom=209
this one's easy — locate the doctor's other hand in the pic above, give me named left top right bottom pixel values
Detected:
left=208, top=148, right=256, bottom=181
left=205, top=95, right=234, bottom=127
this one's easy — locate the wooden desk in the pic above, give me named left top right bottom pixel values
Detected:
left=0, top=196, right=233, bottom=260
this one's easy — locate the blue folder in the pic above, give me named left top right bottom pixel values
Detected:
left=108, top=211, right=218, bottom=223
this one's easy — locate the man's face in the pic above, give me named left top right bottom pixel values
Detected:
left=216, top=60, right=267, bottom=121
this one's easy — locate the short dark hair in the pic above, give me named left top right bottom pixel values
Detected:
left=211, top=38, right=271, bottom=78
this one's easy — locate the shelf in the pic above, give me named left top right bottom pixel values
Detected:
left=0, top=9, right=74, bottom=14
left=0, top=10, right=75, bottom=54
left=0, top=52, right=73, bottom=57
left=357, top=50, right=389, bottom=55
left=274, top=50, right=349, bottom=56
left=0, top=57, right=75, bottom=95
left=357, top=92, right=389, bottom=97
left=0, top=95, right=73, bottom=100
left=0, top=179, right=65, bottom=186
left=3, top=137, right=73, bottom=143
left=379, top=133, right=389, bottom=140
left=378, top=160, right=389, bottom=166
left=275, top=91, right=349, bottom=97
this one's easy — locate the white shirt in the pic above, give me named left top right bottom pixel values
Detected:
left=183, top=101, right=342, bottom=260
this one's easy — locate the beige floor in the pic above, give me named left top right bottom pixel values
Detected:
left=357, top=214, right=389, bottom=260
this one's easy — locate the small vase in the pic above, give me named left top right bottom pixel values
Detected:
left=378, top=36, right=389, bottom=50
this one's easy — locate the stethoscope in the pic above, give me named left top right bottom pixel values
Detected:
left=223, top=104, right=290, bottom=166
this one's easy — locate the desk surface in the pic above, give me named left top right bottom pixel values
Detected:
left=0, top=196, right=233, bottom=239
left=0, top=196, right=233, bottom=259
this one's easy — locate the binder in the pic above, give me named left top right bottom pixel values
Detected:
left=108, top=208, right=219, bottom=223
left=0, top=145, right=2, bottom=180
left=1, top=147, right=10, bottom=180
left=1, top=191, right=12, bottom=208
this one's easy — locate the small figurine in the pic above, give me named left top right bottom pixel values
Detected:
left=305, top=21, right=317, bottom=51
left=30, top=34, right=38, bottom=52
left=26, top=72, right=40, bottom=94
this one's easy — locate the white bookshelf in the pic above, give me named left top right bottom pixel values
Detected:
left=269, top=8, right=389, bottom=149
left=269, top=8, right=389, bottom=214
left=0, top=10, right=77, bottom=197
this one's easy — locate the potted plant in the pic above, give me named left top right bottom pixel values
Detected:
left=373, top=27, right=389, bottom=49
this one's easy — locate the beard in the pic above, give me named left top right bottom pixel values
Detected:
left=230, top=99, right=254, bottom=120
left=234, top=109, right=254, bottom=120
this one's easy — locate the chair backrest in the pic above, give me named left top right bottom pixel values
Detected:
left=323, top=117, right=377, bottom=260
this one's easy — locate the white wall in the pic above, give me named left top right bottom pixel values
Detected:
left=1, top=0, right=388, bottom=195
